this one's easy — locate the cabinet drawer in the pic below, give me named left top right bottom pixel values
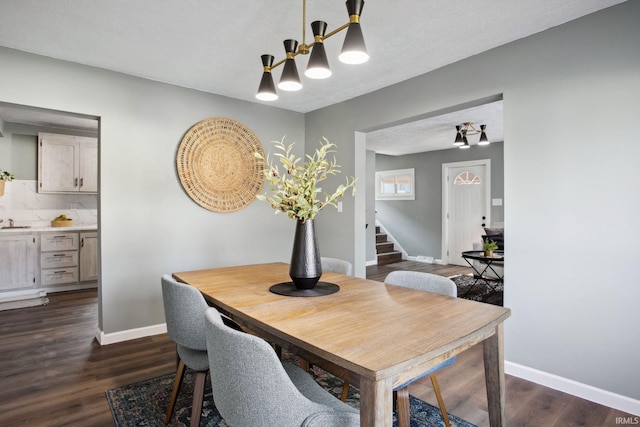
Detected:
left=41, top=233, right=78, bottom=252
left=41, top=251, right=78, bottom=269
left=41, top=267, right=78, bottom=285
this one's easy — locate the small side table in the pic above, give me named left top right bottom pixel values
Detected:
left=461, top=250, right=504, bottom=297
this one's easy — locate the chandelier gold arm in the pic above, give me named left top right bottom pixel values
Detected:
left=460, top=122, right=483, bottom=135
left=266, top=0, right=354, bottom=72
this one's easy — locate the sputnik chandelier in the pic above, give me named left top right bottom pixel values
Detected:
left=454, top=122, right=490, bottom=149
left=256, top=0, right=369, bottom=101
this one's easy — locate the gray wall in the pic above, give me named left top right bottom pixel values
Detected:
left=307, top=2, right=640, bottom=401
left=375, top=142, right=504, bottom=260
left=365, top=149, right=377, bottom=262
left=0, top=46, right=304, bottom=335
left=7, top=133, right=37, bottom=180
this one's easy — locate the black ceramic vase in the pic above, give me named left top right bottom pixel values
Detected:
left=289, top=219, right=322, bottom=290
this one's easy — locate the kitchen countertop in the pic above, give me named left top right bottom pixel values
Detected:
left=0, top=224, right=98, bottom=233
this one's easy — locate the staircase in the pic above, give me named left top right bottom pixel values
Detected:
left=376, top=226, right=403, bottom=265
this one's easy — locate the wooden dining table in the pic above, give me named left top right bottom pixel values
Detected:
left=173, top=262, right=511, bottom=427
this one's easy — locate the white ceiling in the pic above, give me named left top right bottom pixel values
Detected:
left=0, top=102, right=98, bottom=133
left=0, top=0, right=625, bottom=152
left=367, top=100, right=503, bottom=156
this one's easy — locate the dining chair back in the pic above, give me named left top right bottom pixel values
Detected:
left=161, top=274, right=210, bottom=427
left=320, top=257, right=353, bottom=276
left=384, top=270, right=457, bottom=427
left=384, top=270, right=457, bottom=297
left=204, top=307, right=359, bottom=427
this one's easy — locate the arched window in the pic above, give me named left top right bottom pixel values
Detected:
left=454, top=171, right=480, bottom=185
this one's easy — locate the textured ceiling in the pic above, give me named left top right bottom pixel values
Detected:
left=0, top=0, right=625, bottom=114
left=0, top=1, right=625, bottom=153
left=367, top=100, right=504, bottom=156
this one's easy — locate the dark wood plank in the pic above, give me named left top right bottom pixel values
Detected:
left=0, top=289, right=175, bottom=427
left=366, top=260, right=472, bottom=283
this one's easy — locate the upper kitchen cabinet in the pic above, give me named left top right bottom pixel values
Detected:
left=38, top=132, right=98, bottom=193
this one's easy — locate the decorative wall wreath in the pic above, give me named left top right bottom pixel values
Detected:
left=176, top=117, right=265, bottom=213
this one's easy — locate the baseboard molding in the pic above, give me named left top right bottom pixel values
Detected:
left=0, top=291, right=48, bottom=311
left=365, top=259, right=378, bottom=266
left=506, top=361, right=640, bottom=416
left=95, top=323, right=167, bottom=345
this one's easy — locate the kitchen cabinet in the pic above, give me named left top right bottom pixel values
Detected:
left=40, top=232, right=79, bottom=286
left=38, top=132, right=98, bottom=193
left=79, top=232, right=98, bottom=282
left=0, top=233, right=36, bottom=291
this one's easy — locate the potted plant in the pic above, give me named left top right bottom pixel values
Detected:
left=0, top=169, right=14, bottom=196
left=483, top=239, right=499, bottom=257
left=256, top=137, right=356, bottom=292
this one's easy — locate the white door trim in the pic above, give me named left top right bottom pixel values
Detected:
left=441, top=159, right=491, bottom=265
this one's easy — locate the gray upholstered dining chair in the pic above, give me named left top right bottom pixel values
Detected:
left=320, top=257, right=353, bottom=276
left=161, top=274, right=210, bottom=427
left=338, top=270, right=457, bottom=427
left=384, top=270, right=457, bottom=427
left=203, top=307, right=360, bottom=427
left=319, top=256, right=354, bottom=398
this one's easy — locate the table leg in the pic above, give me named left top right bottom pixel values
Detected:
left=359, top=376, right=393, bottom=426
left=461, top=257, right=483, bottom=297
left=484, top=261, right=504, bottom=288
left=483, top=323, right=506, bottom=427
left=463, top=256, right=503, bottom=297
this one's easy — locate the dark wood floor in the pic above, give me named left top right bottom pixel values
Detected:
left=0, top=289, right=176, bottom=426
left=0, top=263, right=632, bottom=426
left=366, top=259, right=473, bottom=282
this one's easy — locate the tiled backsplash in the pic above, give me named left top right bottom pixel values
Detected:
left=0, top=180, right=97, bottom=227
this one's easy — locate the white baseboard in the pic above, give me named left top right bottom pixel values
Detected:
left=506, top=361, right=640, bottom=416
left=366, top=259, right=378, bottom=266
left=0, top=291, right=48, bottom=311
left=95, top=323, right=167, bottom=345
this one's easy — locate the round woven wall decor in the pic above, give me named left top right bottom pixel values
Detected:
left=176, top=117, right=265, bottom=213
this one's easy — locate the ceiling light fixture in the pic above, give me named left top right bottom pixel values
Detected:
left=454, top=122, right=489, bottom=149
left=256, top=0, right=369, bottom=102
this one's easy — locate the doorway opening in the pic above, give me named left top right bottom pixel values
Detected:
left=0, top=101, right=101, bottom=320
left=359, top=97, right=503, bottom=274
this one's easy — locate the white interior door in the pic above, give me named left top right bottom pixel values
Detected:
left=443, top=160, right=490, bottom=266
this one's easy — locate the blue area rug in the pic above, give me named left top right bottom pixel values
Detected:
left=106, top=355, right=478, bottom=427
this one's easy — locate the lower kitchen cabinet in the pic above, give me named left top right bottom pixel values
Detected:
left=0, top=233, right=37, bottom=291
left=40, top=232, right=79, bottom=286
left=0, top=229, right=97, bottom=298
left=80, top=232, right=98, bottom=282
